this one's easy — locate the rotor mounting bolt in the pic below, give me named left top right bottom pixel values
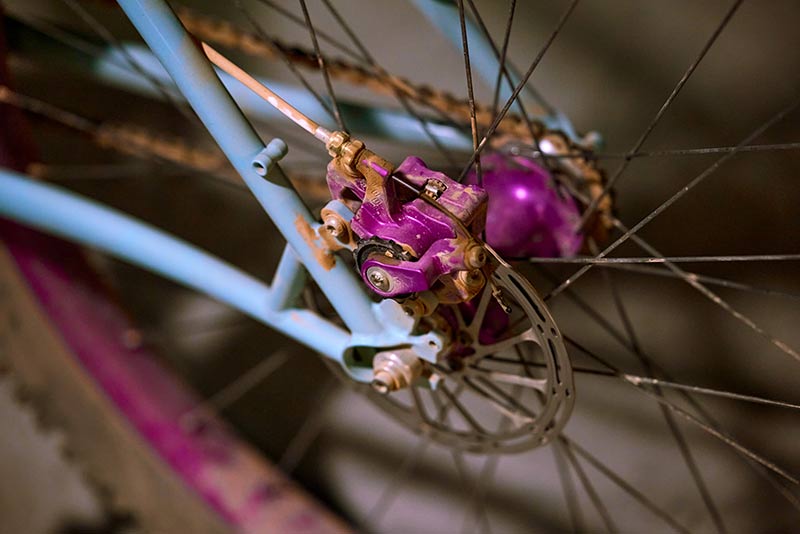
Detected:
left=366, top=266, right=392, bottom=292
left=465, top=243, right=487, bottom=269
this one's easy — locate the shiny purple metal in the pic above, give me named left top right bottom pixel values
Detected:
left=326, top=156, right=487, bottom=297
left=467, top=153, right=583, bottom=258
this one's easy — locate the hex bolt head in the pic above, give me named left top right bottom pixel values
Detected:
left=465, top=244, right=487, bottom=269
left=366, top=266, right=392, bottom=292
left=324, top=215, right=345, bottom=237
left=371, top=349, right=424, bottom=394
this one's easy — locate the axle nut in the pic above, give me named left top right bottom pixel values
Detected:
left=371, top=349, right=423, bottom=394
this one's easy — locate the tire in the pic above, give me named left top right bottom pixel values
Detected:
left=0, top=222, right=349, bottom=534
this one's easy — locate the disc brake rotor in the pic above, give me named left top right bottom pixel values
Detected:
left=361, top=255, right=574, bottom=454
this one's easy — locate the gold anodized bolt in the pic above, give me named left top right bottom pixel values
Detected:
left=323, top=214, right=346, bottom=237
left=465, top=243, right=487, bottom=269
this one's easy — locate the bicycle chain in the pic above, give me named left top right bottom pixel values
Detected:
left=175, top=7, right=612, bottom=237
left=175, top=7, right=544, bottom=142
left=5, top=3, right=615, bottom=237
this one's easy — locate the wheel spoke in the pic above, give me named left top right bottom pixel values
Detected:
left=463, top=0, right=558, bottom=176
left=507, top=141, right=800, bottom=160
left=552, top=442, right=586, bottom=533
left=528, top=253, right=800, bottom=264
left=564, top=437, right=690, bottom=534
left=579, top=0, right=745, bottom=225
left=546, top=93, right=800, bottom=302
left=61, top=0, right=196, bottom=123
left=534, top=261, right=800, bottom=511
left=558, top=441, right=617, bottom=533
left=278, top=376, right=337, bottom=474
left=320, top=0, right=460, bottom=166
left=460, top=386, right=524, bottom=534
left=612, top=220, right=800, bottom=365
left=622, top=375, right=800, bottom=411
left=365, top=383, right=462, bottom=527
left=410, top=385, right=433, bottom=425
left=180, top=351, right=289, bottom=428
left=456, top=0, right=482, bottom=184
left=476, top=378, right=537, bottom=419
left=491, top=0, right=517, bottom=119
left=298, top=0, right=348, bottom=133
left=233, top=0, right=338, bottom=123
left=487, top=353, right=800, bottom=411
left=364, top=435, right=431, bottom=527
left=600, top=263, right=800, bottom=301
left=591, top=243, right=727, bottom=534
left=430, top=390, right=493, bottom=534
left=458, top=0, right=581, bottom=181
left=566, top=336, right=800, bottom=486
left=440, top=382, right=489, bottom=434
left=461, top=454, right=499, bottom=534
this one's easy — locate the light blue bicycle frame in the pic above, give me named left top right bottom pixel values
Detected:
left=0, top=0, right=561, bottom=379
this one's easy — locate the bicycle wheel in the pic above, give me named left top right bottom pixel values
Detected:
left=3, top=1, right=800, bottom=533
left=0, top=15, right=348, bottom=533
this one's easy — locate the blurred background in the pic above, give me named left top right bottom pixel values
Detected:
left=1, top=0, right=799, bottom=532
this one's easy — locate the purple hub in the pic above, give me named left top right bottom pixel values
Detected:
left=466, top=153, right=583, bottom=258
left=327, top=156, right=487, bottom=298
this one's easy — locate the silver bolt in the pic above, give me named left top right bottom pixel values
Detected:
left=366, top=266, right=392, bottom=292
left=371, top=349, right=423, bottom=393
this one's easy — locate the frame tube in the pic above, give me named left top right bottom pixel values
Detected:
left=0, top=168, right=350, bottom=359
left=117, top=0, right=381, bottom=334
left=266, top=244, right=307, bottom=311
left=4, top=15, right=471, bottom=151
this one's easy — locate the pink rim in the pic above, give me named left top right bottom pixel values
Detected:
left=0, top=13, right=347, bottom=533
left=2, top=223, right=347, bottom=533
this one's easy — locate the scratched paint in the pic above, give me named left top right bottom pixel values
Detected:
left=294, top=214, right=335, bottom=271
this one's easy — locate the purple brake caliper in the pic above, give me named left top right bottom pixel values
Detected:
left=327, top=155, right=488, bottom=303
left=327, top=151, right=582, bottom=303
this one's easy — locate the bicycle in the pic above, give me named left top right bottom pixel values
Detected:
left=1, top=0, right=799, bottom=532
